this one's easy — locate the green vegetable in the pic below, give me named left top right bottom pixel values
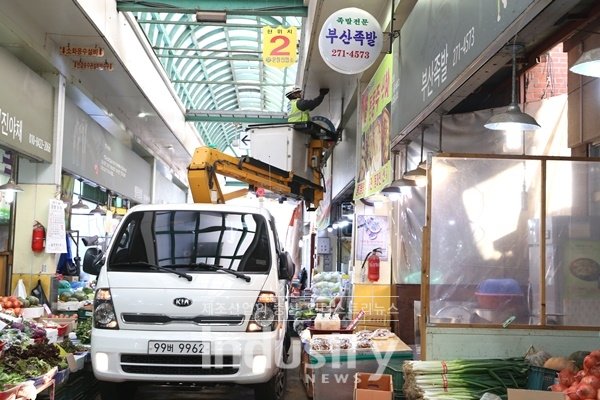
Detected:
left=75, top=318, right=92, bottom=344
left=403, top=358, right=530, bottom=399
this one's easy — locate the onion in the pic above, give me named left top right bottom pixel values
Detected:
left=561, top=370, right=577, bottom=387
left=577, top=383, right=597, bottom=399
left=585, top=356, right=599, bottom=372
left=551, top=383, right=568, bottom=392
left=577, top=370, right=589, bottom=382
left=566, top=386, right=582, bottom=400
left=581, top=375, right=600, bottom=390
left=588, top=366, right=600, bottom=378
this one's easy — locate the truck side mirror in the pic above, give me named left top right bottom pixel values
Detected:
left=82, top=247, right=104, bottom=276
left=278, top=252, right=295, bottom=280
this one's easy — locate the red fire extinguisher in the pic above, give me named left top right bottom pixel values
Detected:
left=32, top=220, right=46, bottom=252
left=367, top=248, right=381, bottom=282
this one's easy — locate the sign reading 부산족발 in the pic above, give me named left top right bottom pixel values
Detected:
left=318, top=7, right=383, bottom=75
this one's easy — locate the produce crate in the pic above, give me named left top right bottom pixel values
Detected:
left=384, top=360, right=406, bottom=399
left=76, top=308, right=92, bottom=320
left=527, top=366, right=557, bottom=390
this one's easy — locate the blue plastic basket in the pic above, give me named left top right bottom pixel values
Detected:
left=527, top=366, right=557, bottom=390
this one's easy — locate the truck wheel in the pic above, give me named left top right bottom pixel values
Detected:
left=254, top=367, right=286, bottom=400
left=99, top=381, right=138, bottom=400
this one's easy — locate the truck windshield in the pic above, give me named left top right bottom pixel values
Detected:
left=107, top=210, right=272, bottom=274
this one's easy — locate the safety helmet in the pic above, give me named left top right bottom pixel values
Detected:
left=285, top=86, right=302, bottom=99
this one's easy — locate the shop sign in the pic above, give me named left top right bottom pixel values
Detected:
left=62, top=99, right=152, bottom=203
left=262, top=26, right=297, bottom=69
left=318, top=7, right=383, bottom=75
left=72, top=60, right=114, bottom=71
left=0, top=48, right=53, bottom=162
left=60, top=45, right=105, bottom=58
left=394, top=0, right=536, bottom=138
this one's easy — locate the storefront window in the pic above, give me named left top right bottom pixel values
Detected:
left=426, top=156, right=600, bottom=328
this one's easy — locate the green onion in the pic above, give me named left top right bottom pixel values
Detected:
left=402, top=358, right=530, bottom=400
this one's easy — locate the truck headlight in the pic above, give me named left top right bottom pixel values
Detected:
left=247, top=291, right=277, bottom=332
left=94, top=289, right=119, bottom=329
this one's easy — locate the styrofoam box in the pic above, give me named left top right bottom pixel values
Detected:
left=57, top=301, right=83, bottom=311
left=21, top=306, right=45, bottom=319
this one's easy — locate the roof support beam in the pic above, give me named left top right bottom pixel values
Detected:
left=187, top=110, right=287, bottom=124
left=116, top=1, right=307, bottom=17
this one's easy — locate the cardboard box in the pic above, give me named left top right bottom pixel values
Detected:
left=507, top=389, right=564, bottom=400
left=354, top=372, right=393, bottom=400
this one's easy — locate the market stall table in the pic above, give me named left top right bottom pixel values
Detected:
left=302, top=333, right=413, bottom=400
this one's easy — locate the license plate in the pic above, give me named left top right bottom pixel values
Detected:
left=148, top=341, right=210, bottom=355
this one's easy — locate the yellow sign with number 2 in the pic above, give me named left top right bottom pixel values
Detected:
left=262, top=26, right=297, bottom=69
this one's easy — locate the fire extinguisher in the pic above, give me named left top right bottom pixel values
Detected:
left=367, top=248, right=381, bottom=282
left=361, top=247, right=382, bottom=283
left=32, top=220, right=46, bottom=252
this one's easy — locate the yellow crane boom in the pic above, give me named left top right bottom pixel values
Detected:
left=188, top=146, right=325, bottom=209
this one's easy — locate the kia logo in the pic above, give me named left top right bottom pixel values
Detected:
left=173, top=298, right=192, bottom=307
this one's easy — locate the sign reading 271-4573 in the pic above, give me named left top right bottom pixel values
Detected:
left=263, top=26, right=297, bottom=69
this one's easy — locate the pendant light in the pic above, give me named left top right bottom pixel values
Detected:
left=71, top=198, right=89, bottom=210
left=570, top=47, right=600, bottom=78
left=484, top=44, right=541, bottom=131
left=404, top=126, right=427, bottom=183
left=89, top=203, right=106, bottom=216
left=0, top=178, right=24, bottom=204
left=381, top=145, right=417, bottom=200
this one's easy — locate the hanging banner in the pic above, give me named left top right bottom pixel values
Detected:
left=318, top=7, right=383, bottom=75
left=354, top=54, right=392, bottom=200
left=46, top=199, right=67, bottom=254
left=263, top=26, right=297, bottom=69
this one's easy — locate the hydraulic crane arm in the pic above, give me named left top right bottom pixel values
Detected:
left=188, top=146, right=324, bottom=209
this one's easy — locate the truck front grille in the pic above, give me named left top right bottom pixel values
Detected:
left=120, top=354, right=240, bottom=375
left=121, top=314, right=245, bottom=325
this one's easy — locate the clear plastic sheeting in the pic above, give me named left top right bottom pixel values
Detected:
left=425, top=156, right=600, bottom=328
left=391, top=186, right=426, bottom=284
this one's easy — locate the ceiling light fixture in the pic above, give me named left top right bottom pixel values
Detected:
left=196, top=10, right=227, bottom=23
left=381, top=145, right=417, bottom=201
left=89, top=203, right=106, bottom=216
left=570, top=47, right=600, bottom=78
left=138, top=112, right=147, bottom=118
left=484, top=44, right=541, bottom=131
left=71, top=198, right=90, bottom=210
left=0, top=178, right=23, bottom=204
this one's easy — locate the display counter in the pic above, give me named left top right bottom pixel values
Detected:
left=301, top=333, right=413, bottom=399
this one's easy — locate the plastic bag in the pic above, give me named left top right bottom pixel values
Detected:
left=12, top=279, right=27, bottom=298
left=30, top=279, right=50, bottom=308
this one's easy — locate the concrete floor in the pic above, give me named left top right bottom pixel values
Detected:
left=94, top=337, right=310, bottom=400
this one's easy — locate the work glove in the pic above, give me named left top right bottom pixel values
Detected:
left=319, top=88, right=330, bottom=96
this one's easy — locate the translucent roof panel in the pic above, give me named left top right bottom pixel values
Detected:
left=131, top=11, right=302, bottom=155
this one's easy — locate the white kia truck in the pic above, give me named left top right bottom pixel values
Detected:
left=83, top=203, right=293, bottom=400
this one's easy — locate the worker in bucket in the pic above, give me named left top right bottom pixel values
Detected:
left=286, top=86, right=329, bottom=122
